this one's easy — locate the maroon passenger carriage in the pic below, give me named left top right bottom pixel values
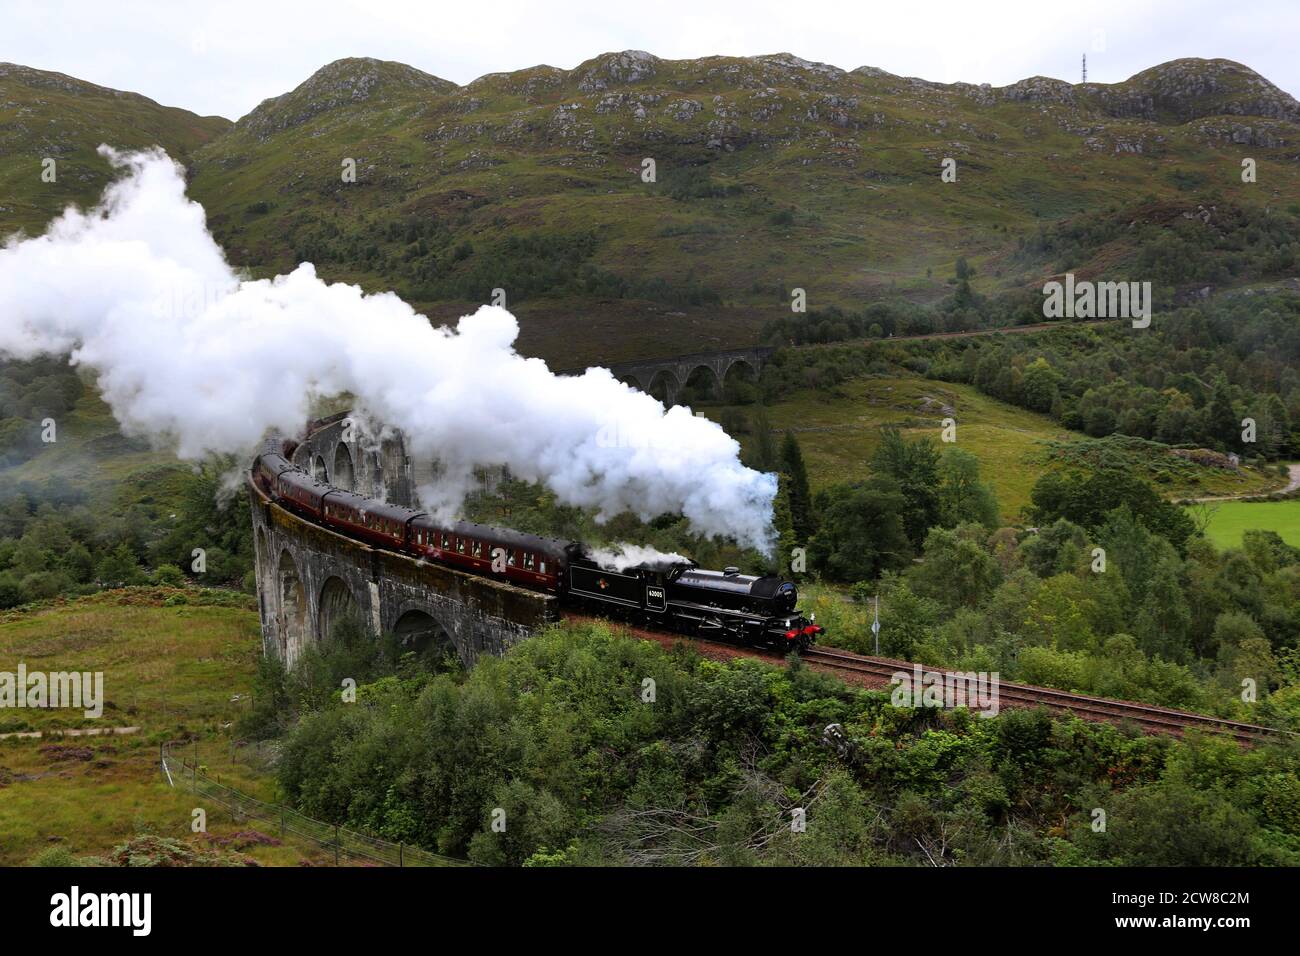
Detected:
left=253, top=443, right=567, bottom=591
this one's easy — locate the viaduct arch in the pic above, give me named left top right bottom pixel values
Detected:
left=556, top=346, right=774, bottom=407
left=249, top=420, right=556, bottom=669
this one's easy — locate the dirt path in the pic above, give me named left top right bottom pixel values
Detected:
left=0, top=726, right=139, bottom=741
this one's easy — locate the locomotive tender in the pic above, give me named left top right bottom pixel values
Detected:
left=253, top=445, right=821, bottom=651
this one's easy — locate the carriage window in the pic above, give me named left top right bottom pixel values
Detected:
left=472, top=541, right=483, bottom=558
left=457, top=537, right=465, bottom=553
left=539, top=561, right=545, bottom=574
left=442, top=533, right=451, bottom=550
left=507, top=550, right=517, bottom=566
left=524, top=553, right=535, bottom=570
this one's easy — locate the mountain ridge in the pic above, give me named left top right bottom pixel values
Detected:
left=4, top=53, right=1300, bottom=366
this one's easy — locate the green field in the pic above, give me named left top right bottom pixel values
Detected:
left=716, top=375, right=1282, bottom=521
left=1200, top=499, right=1300, bottom=549
left=0, top=589, right=328, bottom=866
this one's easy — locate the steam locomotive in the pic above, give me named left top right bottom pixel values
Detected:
left=252, top=445, right=821, bottom=651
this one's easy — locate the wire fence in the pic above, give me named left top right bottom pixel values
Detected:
left=160, top=741, right=473, bottom=867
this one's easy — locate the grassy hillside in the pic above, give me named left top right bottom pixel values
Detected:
left=2, top=384, right=188, bottom=502
left=3, top=55, right=1298, bottom=364
left=0, top=63, right=231, bottom=236
left=176, top=54, right=1300, bottom=364
left=715, top=373, right=1281, bottom=518
left=0, top=588, right=328, bottom=865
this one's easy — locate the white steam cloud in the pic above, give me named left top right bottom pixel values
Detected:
left=0, top=147, right=777, bottom=552
left=587, top=544, right=693, bottom=572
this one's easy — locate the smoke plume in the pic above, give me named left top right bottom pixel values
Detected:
left=0, top=147, right=777, bottom=552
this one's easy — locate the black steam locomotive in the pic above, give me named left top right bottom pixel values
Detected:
left=253, top=443, right=821, bottom=651
left=565, top=557, right=820, bottom=648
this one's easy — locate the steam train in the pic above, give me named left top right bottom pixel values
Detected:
left=252, top=445, right=822, bottom=650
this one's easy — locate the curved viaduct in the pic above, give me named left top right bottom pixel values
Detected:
left=249, top=344, right=772, bottom=668
left=249, top=415, right=556, bottom=668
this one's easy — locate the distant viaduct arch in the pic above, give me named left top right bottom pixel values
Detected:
left=557, top=346, right=775, bottom=406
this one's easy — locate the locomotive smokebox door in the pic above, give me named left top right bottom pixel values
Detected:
left=645, top=584, right=666, bottom=612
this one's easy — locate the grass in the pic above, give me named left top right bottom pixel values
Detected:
left=0, top=66, right=227, bottom=237
left=719, top=375, right=1094, bottom=519
left=711, top=373, right=1283, bottom=521
left=0, top=588, right=332, bottom=866
left=1199, top=499, right=1300, bottom=549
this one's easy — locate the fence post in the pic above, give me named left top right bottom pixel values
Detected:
left=280, top=808, right=286, bottom=839
left=399, top=842, right=403, bottom=867
left=334, top=825, right=340, bottom=865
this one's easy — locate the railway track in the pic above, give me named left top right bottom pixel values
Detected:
left=799, top=647, right=1288, bottom=746
left=565, top=611, right=1291, bottom=746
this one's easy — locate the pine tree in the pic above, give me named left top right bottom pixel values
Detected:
left=780, top=431, right=814, bottom=542
left=751, top=406, right=779, bottom=472
left=1204, top=375, right=1238, bottom=452
left=1261, top=393, right=1292, bottom=458
left=772, top=483, right=799, bottom=575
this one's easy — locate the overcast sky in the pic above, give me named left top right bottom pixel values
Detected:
left=5, top=0, right=1296, bottom=120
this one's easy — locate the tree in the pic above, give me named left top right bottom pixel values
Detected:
left=869, top=574, right=940, bottom=659
left=750, top=407, right=779, bottom=472
left=1133, top=557, right=1191, bottom=661
left=1020, top=518, right=1089, bottom=578
left=871, top=426, right=940, bottom=547
left=1211, top=610, right=1267, bottom=662
left=95, top=543, right=144, bottom=588
left=0, top=572, right=28, bottom=609
left=1021, top=357, right=1061, bottom=413
left=779, top=431, right=815, bottom=543
left=1029, top=469, right=1195, bottom=552
left=1203, top=374, right=1239, bottom=451
left=1258, top=393, right=1293, bottom=458
left=771, top=485, right=798, bottom=575
left=1023, top=573, right=1098, bottom=652
left=1083, top=404, right=1117, bottom=438
left=937, top=447, right=1000, bottom=529
left=909, top=525, right=1002, bottom=611
left=809, top=477, right=912, bottom=582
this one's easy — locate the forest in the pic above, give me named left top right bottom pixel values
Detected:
left=239, top=617, right=1300, bottom=866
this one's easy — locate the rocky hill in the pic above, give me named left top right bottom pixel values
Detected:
left=4, top=53, right=1299, bottom=365
left=0, top=63, right=231, bottom=234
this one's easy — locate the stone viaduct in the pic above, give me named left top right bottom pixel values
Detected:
left=558, top=346, right=774, bottom=406
left=249, top=344, right=772, bottom=669
left=249, top=414, right=556, bottom=669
